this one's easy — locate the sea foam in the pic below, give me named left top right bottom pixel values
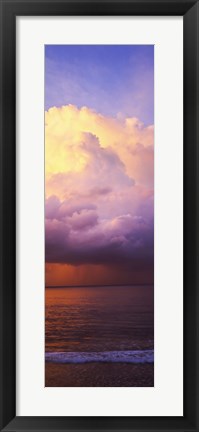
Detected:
left=45, top=349, right=154, bottom=364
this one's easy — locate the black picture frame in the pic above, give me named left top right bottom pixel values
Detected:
left=0, top=0, right=198, bottom=431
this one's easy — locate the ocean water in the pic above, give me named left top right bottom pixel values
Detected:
left=45, top=285, right=154, bottom=364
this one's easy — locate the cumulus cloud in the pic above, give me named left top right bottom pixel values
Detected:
left=45, top=105, right=153, bottom=188
left=45, top=105, right=154, bottom=277
left=46, top=204, right=153, bottom=267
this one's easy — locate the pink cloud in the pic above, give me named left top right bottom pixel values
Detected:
left=45, top=105, right=154, bottom=273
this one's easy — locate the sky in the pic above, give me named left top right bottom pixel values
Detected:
left=45, top=45, right=154, bottom=286
left=45, top=45, right=154, bottom=125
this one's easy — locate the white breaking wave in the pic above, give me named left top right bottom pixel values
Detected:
left=45, top=350, right=154, bottom=364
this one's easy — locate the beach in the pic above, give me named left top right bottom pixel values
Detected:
left=45, top=362, right=154, bottom=387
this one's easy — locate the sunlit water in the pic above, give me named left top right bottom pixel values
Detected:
left=45, top=285, right=154, bottom=363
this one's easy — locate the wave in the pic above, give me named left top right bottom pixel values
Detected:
left=45, top=349, right=154, bottom=364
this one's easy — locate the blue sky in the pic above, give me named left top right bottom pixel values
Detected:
left=45, top=45, right=154, bottom=125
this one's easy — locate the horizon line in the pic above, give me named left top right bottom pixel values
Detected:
left=45, top=283, right=153, bottom=288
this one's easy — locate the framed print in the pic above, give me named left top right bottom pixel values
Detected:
left=0, top=0, right=199, bottom=431
left=45, top=43, right=154, bottom=388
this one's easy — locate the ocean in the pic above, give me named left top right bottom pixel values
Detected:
left=45, top=285, right=154, bottom=386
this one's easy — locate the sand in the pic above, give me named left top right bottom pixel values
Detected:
left=45, top=362, right=154, bottom=387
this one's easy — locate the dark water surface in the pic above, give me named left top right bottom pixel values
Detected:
left=45, top=285, right=154, bottom=386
